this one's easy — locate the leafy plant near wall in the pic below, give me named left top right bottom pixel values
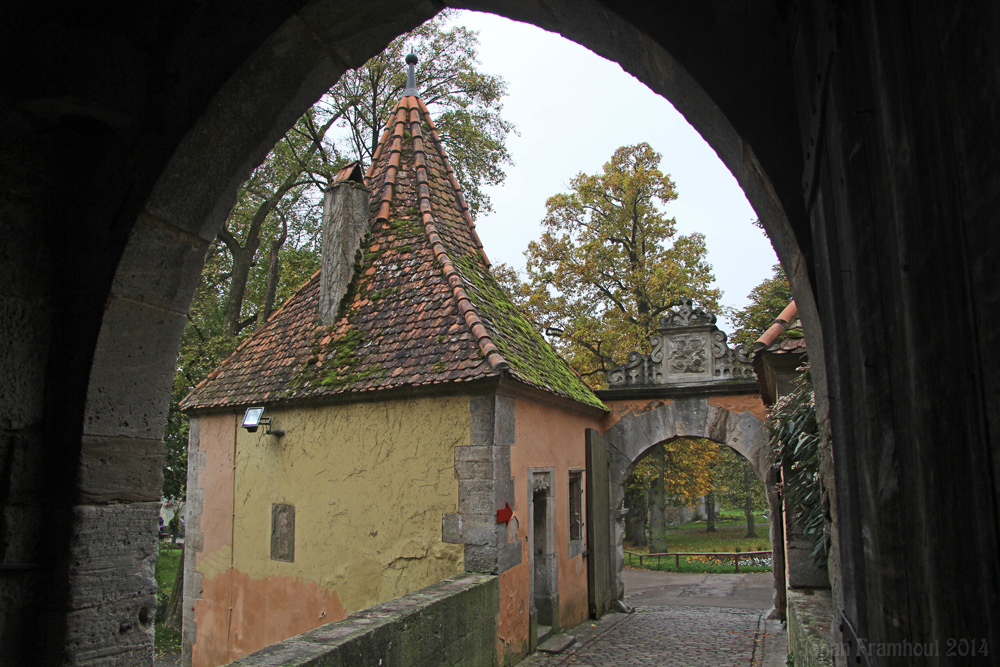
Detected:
left=767, top=365, right=827, bottom=566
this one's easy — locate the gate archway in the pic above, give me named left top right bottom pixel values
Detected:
left=596, top=301, right=777, bottom=606
left=5, top=2, right=1000, bottom=663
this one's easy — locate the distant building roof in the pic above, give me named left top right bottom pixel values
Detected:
left=751, top=300, right=807, bottom=406
left=752, top=300, right=807, bottom=356
left=181, top=71, right=604, bottom=413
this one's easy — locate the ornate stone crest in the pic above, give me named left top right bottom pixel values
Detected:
left=606, top=299, right=753, bottom=387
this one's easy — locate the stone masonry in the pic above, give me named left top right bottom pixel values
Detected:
left=444, top=394, right=521, bottom=575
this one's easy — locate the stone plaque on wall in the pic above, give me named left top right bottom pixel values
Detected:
left=665, top=331, right=712, bottom=381
left=271, top=503, right=295, bottom=562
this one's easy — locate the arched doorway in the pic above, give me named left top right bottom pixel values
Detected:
left=601, top=395, right=773, bottom=598
left=82, top=9, right=808, bottom=660
left=592, top=300, right=785, bottom=624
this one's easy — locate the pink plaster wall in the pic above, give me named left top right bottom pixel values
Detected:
left=708, top=393, right=767, bottom=421
left=227, top=571, right=346, bottom=661
left=191, top=414, right=235, bottom=667
left=603, top=398, right=674, bottom=430
left=499, top=399, right=603, bottom=663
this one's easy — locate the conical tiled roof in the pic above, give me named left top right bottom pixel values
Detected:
left=181, top=81, right=604, bottom=412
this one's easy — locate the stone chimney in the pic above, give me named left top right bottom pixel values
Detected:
left=319, top=161, right=371, bottom=325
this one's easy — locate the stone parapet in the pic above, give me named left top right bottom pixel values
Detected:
left=228, top=573, right=498, bottom=667
left=786, top=588, right=834, bottom=667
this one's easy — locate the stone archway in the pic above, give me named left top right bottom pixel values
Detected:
left=72, top=9, right=810, bottom=662
left=4, top=4, right=812, bottom=661
left=5, top=2, right=1000, bottom=664
left=596, top=301, right=776, bottom=606
left=603, top=397, right=771, bottom=598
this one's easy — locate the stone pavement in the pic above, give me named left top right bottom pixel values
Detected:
left=518, top=569, right=788, bottom=667
left=624, top=570, right=776, bottom=610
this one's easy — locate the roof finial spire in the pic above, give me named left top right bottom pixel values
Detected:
left=403, top=53, right=419, bottom=97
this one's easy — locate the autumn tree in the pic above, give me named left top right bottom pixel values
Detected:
left=729, top=263, right=793, bottom=349
left=627, top=438, right=721, bottom=552
left=507, top=143, right=721, bottom=383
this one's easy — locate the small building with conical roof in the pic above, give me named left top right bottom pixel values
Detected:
left=181, top=56, right=607, bottom=666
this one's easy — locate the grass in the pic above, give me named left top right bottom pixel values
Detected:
left=625, top=516, right=773, bottom=573
left=155, top=541, right=184, bottom=655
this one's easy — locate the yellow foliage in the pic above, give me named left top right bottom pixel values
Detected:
left=630, top=437, right=721, bottom=507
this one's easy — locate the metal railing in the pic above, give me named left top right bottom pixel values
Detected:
left=625, top=549, right=772, bottom=573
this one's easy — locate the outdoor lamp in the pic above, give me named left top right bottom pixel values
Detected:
left=241, top=407, right=284, bottom=436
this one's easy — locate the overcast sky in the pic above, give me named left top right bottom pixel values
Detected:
left=441, top=11, right=778, bottom=329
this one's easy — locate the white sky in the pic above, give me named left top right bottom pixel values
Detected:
left=446, top=11, right=778, bottom=329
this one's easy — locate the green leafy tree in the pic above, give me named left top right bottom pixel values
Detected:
left=219, top=105, right=350, bottom=336
left=329, top=10, right=513, bottom=218
left=713, top=446, right=768, bottom=537
left=729, top=263, right=793, bottom=349
left=504, top=143, right=721, bottom=383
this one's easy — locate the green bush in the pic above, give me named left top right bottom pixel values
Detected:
left=767, top=365, right=827, bottom=566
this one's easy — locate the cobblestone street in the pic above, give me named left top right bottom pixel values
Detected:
left=518, top=570, right=787, bottom=667
left=520, top=606, right=776, bottom=667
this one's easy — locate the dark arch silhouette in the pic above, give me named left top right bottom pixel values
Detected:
left=2, top=2, right=998, bottom=664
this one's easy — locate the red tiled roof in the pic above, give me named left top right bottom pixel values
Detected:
left=181, top=93, right=604, bottom=412
left=752, top=301, right=807, bottom=355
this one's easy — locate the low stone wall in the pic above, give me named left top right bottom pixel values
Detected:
left=787, top=588, right=834, bottom=666
left=227, top=573, right=498, bottom=667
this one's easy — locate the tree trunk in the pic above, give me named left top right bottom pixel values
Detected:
left=743, top=464, right=758, bottom=538
left=648, top=445, right=668, bottom=553
left=706, top=490, right=717, bottom=532
left=222, top=236, right=258, bottom=335
left=624, top=484, right=647, bottom=546
left=220, top=112, right=342, bottom=335
left=163, top=545, right=185, bottom=630
left=261, top=219, right=287, bottom=323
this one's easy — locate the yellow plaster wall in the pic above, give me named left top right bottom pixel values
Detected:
left=194, top=396, right=468, bottom=665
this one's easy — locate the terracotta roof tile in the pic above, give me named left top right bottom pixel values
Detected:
left=181, top=90, right=604, bottom=412
left=752, top=300, right=807, bottom=356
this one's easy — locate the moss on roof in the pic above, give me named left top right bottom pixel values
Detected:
left=454, top=255, right=605, bottom=410
left=181, top=93, right=605, bottom=413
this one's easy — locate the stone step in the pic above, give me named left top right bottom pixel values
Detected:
left=537, top=634, right=576, bottom=654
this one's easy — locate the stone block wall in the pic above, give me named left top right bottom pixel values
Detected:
left=786, top=588, right=834, bottom=667
left=444, top=395, right=520, bottom=575
left=228, top=573, right=498, bottom=667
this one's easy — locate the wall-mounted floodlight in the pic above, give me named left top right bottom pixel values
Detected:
left=241, top=407, right=284, bottom=436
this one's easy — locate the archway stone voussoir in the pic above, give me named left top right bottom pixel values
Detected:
left=669, top=396, right=710, bottom=440
left=706, top=404, right=731, bottom=443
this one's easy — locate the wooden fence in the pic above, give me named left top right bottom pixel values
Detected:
left=624, top=549, right=772, bottom=573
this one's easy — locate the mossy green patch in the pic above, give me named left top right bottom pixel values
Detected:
left=369, top=286, right=398, bottom=303
left=389, top=216, right=423, bottom=239
left=324, top=329, right=363, bottom=371
left=453, top=256, right=606, bottom=410
left=317, top=329, right=389, bottom=389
